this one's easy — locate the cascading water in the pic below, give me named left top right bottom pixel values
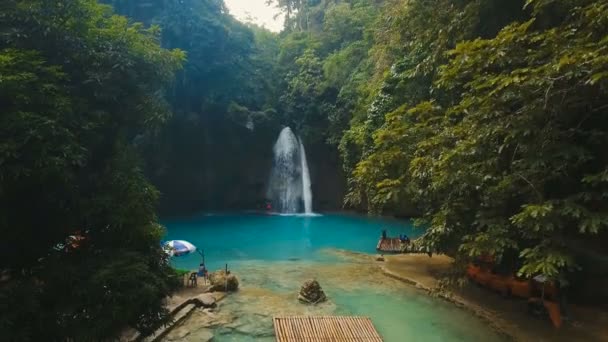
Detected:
left=299, top=138, right=313, bottom=214
left=267, top=127, right=313, bottom=214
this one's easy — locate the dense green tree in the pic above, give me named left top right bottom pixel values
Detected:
left=342, top=0, right=526, bottom=212
left=265, top=1, right=381, bottom=208
left=345, top=0, right=608, bottom=284
left=5, top=2, right=607, bottom=335
left=416, top=0, right=608, bottom=279
left=268, top=0, right=324, bottom=31
left=0, top=0, right=184, bottom=339
left=275, top=0, right=380, bottom=141
left=282, top=49, right=329, bottom=142
left=103, top=0, right=283, bottom=213
left=105, top=0, right=257, bottom=113
left=265, top=0, right=608, bottom=300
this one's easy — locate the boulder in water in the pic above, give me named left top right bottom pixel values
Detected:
left=208, top=270, right=239, bottom=292
left=298, top=279, right=327, bottom=304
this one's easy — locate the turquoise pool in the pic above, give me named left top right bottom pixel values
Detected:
left=162, top=213, right=505, bottom=342
left=164, top=213, right=417, bottom=270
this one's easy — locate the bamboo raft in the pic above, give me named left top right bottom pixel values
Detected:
left=376, top=237, right=403, bottom=253
left=273, top=316, right=383, bottom=342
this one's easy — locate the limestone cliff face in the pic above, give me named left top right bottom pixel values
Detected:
left=307, top=141, right=346, bottom=211
left=149, top=122, right=346, bottom=216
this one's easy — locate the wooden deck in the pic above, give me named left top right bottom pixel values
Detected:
left=273, top=316, right=383, bottom=342
left=376, top=237, right=402, bottom=253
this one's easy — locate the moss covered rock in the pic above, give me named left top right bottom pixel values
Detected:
left=298, top=279, right=327, bottom=304
left=208, top=270, right=239, bottom=292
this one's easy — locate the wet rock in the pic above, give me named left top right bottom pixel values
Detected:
left=224, top=315, right=274, bottom=338
left=212, top=292, right=227, bottom=302
left=376, top=255, right=385, bottom=261
left=166, top=325, right=213, bottom=342
left=235, top=322, right=272, bottom=337
left=298, top=279, right=327, bottom=304
left=208, top=270, right=239, bottom=292
left=195, top=293, right=217, bottom=308
left=187, top=328, right=213, bottom=342
left=200, top=310, right=235, bottom=327
left=169, top=309, right=235, bottom=337
left=166, top=326, right=191, bottom=340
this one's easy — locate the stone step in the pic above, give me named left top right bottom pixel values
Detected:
left=140, top=303, right=197, bottom=342
left=128, top=292, right=226, bottom=342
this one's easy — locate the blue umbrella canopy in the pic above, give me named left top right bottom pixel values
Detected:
left=163, top=240, right=197, bottom=257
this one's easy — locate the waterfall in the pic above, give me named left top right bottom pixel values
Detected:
left=299, top=138, right=313, bottom=214
left=268, top=127, right=301, bottom=213
left=267, top=127, right=313, bottom=214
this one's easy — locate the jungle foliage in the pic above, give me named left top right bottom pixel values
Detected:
left=268, top=0, right=608, bottom=285
left=104, top=0, right=284, bottom=214
left=333, top=0, right=608, bottom=282
left=0, top=0, right=184, bottom=339
left=2, top=0, right=608, bottom=339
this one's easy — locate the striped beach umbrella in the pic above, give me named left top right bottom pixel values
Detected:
left=163, top=240, right=197, bottom=257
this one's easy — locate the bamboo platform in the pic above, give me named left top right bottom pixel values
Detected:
left=273, top=316, right=383, bottom=342
left=376, top=237, right=402, bottom=253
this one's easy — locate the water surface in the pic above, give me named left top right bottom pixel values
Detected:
left=164, top=213, right=416, bottom=270
left=163, top=213, right=504, bottom=341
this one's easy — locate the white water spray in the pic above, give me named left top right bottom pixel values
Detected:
left=267, top=127, right=313, bottom=214
left=299, top=138, right=313, bottom=214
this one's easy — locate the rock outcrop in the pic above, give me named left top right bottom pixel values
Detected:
left=298, top=279, right=327, bottom=304
left=208, top=270, right=239, bottom=292
left=194, top=293, right=217, bottom=308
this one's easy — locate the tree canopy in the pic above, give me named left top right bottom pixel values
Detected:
left=267, top=0, right=608, bottom=286
left=2, top=0, right=608, bottom=339
left=340, top=0, right=608, bottom=282
left=0, top=0, right=184, bottom=339
left=104, top=0, right=285, bottom=214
